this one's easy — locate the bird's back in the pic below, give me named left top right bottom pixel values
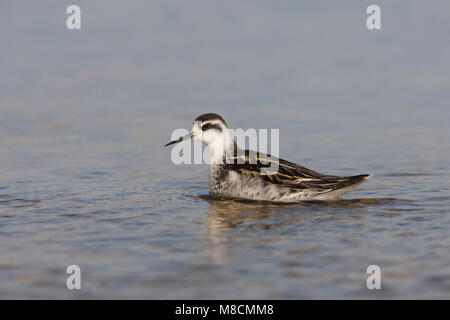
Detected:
left=209, top=149, right=370, bottom=201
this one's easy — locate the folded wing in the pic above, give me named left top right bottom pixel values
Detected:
left=227, top=151, right=369, bottom=193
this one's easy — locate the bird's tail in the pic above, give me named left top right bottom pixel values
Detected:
left=312, top=174, right=371, bottom=200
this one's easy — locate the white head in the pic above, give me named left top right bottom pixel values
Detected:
left=165, top=113, right=234, bottom=163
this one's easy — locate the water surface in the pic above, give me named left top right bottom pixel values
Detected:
left=1, top=1, right=449, bottom=298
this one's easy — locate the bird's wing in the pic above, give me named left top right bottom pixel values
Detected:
left=227, top=151, right=368, bottom=192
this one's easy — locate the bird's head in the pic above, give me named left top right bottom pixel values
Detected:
left=164, top=113, right=231, bottom=148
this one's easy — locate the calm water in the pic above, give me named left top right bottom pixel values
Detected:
left=1, top=1, right=450, bottom=299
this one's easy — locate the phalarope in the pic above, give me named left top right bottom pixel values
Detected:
left=165, top=113, right=370, bottom=202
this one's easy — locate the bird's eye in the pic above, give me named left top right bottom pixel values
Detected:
left=202, top=123, right=211, bottom=131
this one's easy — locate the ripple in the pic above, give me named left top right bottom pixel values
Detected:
left=196, top=194, right=411, bottom=208
left=0, top=194, right=41, bottom=208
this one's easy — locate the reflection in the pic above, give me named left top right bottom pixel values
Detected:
left=0, top=194, right=40, bottom=209
left=201, top=195, right=410, bottom=233
left=197, top=194, right=411, bottom=264
left=204, top=196, right=299, bottom=232
left=202, top=198, right=291, bottom=264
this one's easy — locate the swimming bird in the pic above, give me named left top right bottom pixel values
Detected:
left=165, top=113, right=370, bottom=202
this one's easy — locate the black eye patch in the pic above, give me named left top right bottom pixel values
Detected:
left=202, top=123, right=221, bottom=132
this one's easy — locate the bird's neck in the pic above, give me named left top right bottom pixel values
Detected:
left=208, top=132, right=236, bottom=164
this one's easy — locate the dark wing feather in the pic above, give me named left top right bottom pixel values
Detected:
left=226, top=150, right=369, bottom=192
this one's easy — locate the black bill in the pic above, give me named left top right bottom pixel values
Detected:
left=164, top=132, right=193, bottom=147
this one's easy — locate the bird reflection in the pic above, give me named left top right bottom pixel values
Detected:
left=202, top=195, right=404, bottom=231
left=205, top=197, right=298, bottom=232
left=198, top=195, right=408, bottom=264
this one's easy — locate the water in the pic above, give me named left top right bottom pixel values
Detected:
left=1, top=1, right=450, bottom=299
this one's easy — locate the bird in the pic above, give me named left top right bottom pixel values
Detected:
left=164, top=113, right=370, bottom=202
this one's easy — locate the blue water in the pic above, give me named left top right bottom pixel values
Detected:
left=0, top=1, right=449, bottom=298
